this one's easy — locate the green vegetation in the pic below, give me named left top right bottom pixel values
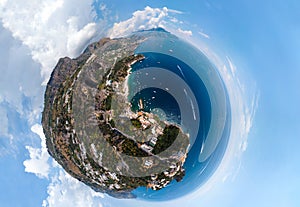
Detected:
left=120, top=139, right=149, bottom=157
left=110, top=54, right=144, bottom=82
left=104, top=95, right=112, bottom=110
left=130, top=118, right=142, bottom=128
left=152, top=125, right=179, bottom=155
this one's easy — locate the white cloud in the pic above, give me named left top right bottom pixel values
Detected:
left=226, top=56, right=236, bottom=77
left=167, top=9, right=184, bottom=14
left=43, top=170, right=104, bottom=207
left=107, top=6, right=195, bottom=45
left=223, top=57, right=258, bottom=165
left=0, top=1, right=110, bottom=206
left=0, top=24, right=45, bottom=156
left=198, top=31, right=210, bottom=39
left=223, top=56, right=259, bottom=154
left=177, top=28, right=193, bottom=36
left=23, top=124, right=50, bottom=178
left=0, top=24, right=44, bottom=117
left=170, top=17, right=179, bottom=23
left=67, top=21, right=98, bottom=56
left=108, top=6, right=182, bottom=38
left=0, top=0, right=99, bottom=84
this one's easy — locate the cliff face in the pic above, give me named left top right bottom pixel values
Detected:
left=42, top=37, right=111, bottom=156
left=42, top=32, right=189, bottom=199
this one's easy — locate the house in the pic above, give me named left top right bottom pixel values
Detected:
left=149, top=137, right=158, bottom=147
left=144, top=160, right=153, bottom=168
left=141, top=144, right=153, bottom=152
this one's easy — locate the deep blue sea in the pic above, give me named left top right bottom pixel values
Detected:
left=126, top=30, right=231, bottom=200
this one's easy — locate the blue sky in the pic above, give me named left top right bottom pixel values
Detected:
left=0, top=0, right=300, bottom=206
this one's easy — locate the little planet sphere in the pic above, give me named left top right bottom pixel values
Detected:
left=42, top=28, right=231, bottom=200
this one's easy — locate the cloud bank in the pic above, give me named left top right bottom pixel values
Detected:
left=108, top=6, right=184, bottom=38
left=43, top=170, right=105, bottom=207
left=177, top=28, right=193, bottom=36
left=0, top=24, right=44, bottom=156
left=0, top=1, right=109, bottom=206
left=23, top=124, right=50, bottom=178
left=0, top=0, right=99, bottom=84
